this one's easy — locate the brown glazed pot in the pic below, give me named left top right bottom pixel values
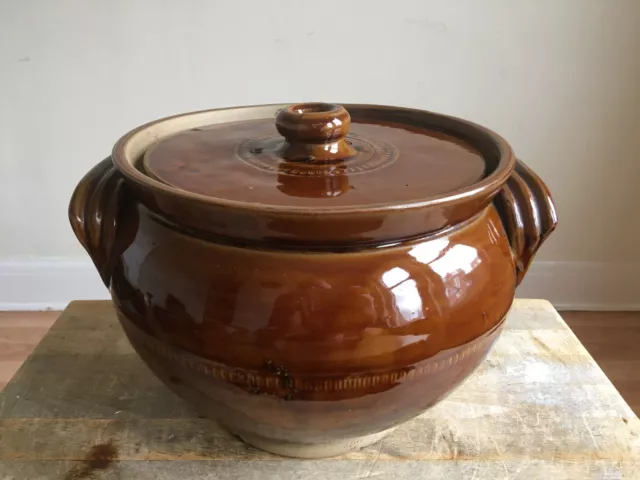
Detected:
left=69, top=103, right=557, bottom=458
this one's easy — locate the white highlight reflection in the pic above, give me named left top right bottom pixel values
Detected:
left=382, top=267, right=410, bottom=288
left=391, top=279, right=422, bottom=322
left=382, top=267, right=422, bottom=323
left=408, top=239, right=449, bottom=265
left=430, top=244, right=480, bottom=277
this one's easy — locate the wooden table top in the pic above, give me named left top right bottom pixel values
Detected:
left=0, top=299, right=638, bottom=479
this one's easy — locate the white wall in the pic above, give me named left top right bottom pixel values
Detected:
left=1, top=0, right=639, bottom=309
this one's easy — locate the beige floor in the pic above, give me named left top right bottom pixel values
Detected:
left=0, top=310, right=639, bottom=416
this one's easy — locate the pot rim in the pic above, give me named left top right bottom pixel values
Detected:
left=111, top=103, right=516, bottom=216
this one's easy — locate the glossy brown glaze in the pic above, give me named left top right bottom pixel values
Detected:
left=112, top=201, right=513, bottom=443
left=274, top=103, right=357, bottom=162
left=139, top=104, right=488, bottom=212
left=494, top=159, right=558, bottom=284
left=124, top=105, right=509, bottom=247
left=69, top=102, right=557, bottom=453
left=68, top=158, right=129, bottom=287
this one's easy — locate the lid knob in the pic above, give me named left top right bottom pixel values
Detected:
left=275, top=103, right=357, bottom=162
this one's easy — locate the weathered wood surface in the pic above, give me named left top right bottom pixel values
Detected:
left=0, top=300, right=638, bottom=479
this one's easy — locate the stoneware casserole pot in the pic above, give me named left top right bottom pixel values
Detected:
left=69, top=102, right=557, bottom=458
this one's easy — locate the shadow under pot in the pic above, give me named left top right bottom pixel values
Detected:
left=69, top=101, right=557, bottom=458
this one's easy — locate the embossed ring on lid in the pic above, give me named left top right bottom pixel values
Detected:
left=138, top=102, right=489, bottom=209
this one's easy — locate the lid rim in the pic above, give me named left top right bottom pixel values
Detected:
left=112, top=103, right=515, bottom=216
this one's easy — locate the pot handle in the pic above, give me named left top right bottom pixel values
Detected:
left=68, top=157, right=126, bottom=288
left=493, top=159, right=558, bottom=285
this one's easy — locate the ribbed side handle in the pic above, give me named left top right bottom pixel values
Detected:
left=68, top=157, right=127, bottom=288
left=493, top=159, right=558, bottom=285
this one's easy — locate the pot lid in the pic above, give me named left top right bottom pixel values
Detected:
left=139, top=102, right=489, bottom=208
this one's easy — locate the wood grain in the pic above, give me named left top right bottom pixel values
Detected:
left=0, top=311, right=58, bottom=391
left=0, top=300, right=638, bottom=479
left=562, top=310, right=640, bottom=414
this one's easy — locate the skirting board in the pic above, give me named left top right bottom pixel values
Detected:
left=0, top=259, right=638, bottom=311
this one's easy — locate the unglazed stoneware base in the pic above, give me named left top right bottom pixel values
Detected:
left=229, top=426, right=396, bottom=459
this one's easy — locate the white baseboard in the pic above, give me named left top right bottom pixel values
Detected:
left=0, top=259, right=109, bottom=311
left=515, top=261, right=640, bottom=311
left=0, top=258, right=638, bottom=311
